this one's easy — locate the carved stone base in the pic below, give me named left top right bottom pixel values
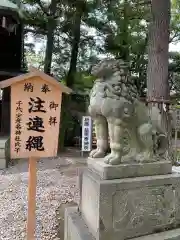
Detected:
left=88, top=158, right=172, bottom=179
left=65, top=169, right=180, bottom=240
left=65, top=207, right=180, bottom=240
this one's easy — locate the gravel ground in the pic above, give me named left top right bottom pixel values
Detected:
left=0, top=149, right=86, bottom=240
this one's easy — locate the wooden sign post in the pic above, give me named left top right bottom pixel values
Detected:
left=0, top=68, right=72, bottom=239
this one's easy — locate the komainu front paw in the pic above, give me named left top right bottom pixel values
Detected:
left=104, top=153, right=122, bottom=165
left=89, top=148, right=106, bottom=158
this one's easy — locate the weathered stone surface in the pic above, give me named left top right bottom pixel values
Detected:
left=0, top=157, right=6, bottom=169
left=88, top=158, right=172, bottom=179
left=0, top=148, right=5, bottom=158
left=80, top=169, right=180, bottom=240
left=65, top=207, right=180, bottom=240
left=0, top=138, right=7, bottom=148
left=64, top=207, right=95, bottom=240
left=0, top=138, right=8, bottom=169
left=88, top=59, right=168, bottom=165
left=133, top=229, right=180, bottom=240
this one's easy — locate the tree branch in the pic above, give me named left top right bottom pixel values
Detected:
left=169, top=32, right=180, bottom=43
left=36, top=0, right=50, bottom=16
left=138, top=0, right=151, bottom=5
left=24, top=28, right=47, bottom=35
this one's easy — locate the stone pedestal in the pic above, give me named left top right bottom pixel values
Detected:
left=64, top=160, right=180, bottom=240
left=65, top=207, right=180, bottom=240
left=88, top=158, right=172, bottom=179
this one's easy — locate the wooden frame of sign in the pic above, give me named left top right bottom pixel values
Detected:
left=0, top=67, right=72, bottom=240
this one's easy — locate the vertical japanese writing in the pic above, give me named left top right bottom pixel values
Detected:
left=175, top=108, right=180, bottom=130
left=49, top=116, right=57, bottom=126
left=83, top=127, right=89, bottom=151
left=49, top=100, right=59, bottom=127
left=83, top=118, right=90, bottom=151
left=26, top=136, right=45, bottom=151
left=25, top=96, right=46, bottom=152
left=82, top=116, right=92, bottom=152
left=11, top=76, right=63, bottom=159
left=41, top=84, right=50, bottom=94
left=28, top=97, right=46, bottom=113
left=24, top=82, right=34, bottom=92
left=14, top=101, right=23, bottom=153
left=49, top=101, right=58, bottom=110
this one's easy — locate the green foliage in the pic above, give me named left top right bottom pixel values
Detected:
left=171, top=0, right=180, bottom=42
left=169, top=51, right=180, bottom=98
left=21, top=0, right=180, bottom=147
left=23, top=0, right=180, bottom=96
left=73, top=73, right=95, bottom=92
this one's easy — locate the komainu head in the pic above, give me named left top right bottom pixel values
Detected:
left=91, top=58, right=139, bottom=103
left=91, top=58, right=129, bottom=78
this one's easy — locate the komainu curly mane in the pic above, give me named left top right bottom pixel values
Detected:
left=91, top=59, right=139, bottom=103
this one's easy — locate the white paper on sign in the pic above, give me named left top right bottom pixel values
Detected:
left=82, top=116, right=92, bottom=152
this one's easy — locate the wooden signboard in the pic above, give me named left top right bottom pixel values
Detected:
left=0, top=67, right=72, bottom=239
left=11, top=75, right=61, bottom=159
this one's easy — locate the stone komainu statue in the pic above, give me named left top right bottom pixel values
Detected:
left=88, top=59, right=168, bottom=165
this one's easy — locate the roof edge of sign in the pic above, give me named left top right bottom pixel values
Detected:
left=0, top=68, right=72, bottom=94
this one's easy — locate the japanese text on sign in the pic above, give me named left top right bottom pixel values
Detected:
left=174, top=108, right=180, bottom=130
left=11, top=78, right=61, bottom=159
left=82, top=116, right=92, bottom=152
left=26, top=96, right=46, bottom=152
left=14, top=101, right=23, bottom=153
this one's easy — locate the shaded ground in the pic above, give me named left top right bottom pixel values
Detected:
left=0, top=148, right=87, bottom=240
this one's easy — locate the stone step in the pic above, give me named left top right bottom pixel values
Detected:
left=133, top=229, right=180, bottom=240
left=65, top=207, right=95, bottom=240
left=0, top=139, right=7, bottom=148
left=0, top=148, right=5, bottom=158
left=0, top=158, right=6, bottom=169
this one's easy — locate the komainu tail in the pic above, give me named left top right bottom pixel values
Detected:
left=149, top=105, right=168, bottom=156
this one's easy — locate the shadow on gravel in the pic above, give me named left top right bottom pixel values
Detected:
left=0, top=148, right=87, bottom=175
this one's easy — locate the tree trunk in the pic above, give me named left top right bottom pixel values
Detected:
left=120, top=0, right=129, bottom=61
left=44, top=0, right=57, bottom=74
left=146, top=0, right=171, bottom=158
left=66, top=0, right=85, bottom=87
left=59, top=1, right=85, bottom=150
